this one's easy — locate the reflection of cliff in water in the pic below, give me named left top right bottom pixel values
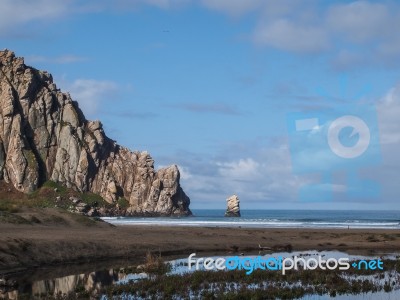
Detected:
left=1, top=269, right=121, bottom=299
left=42, top=270, right=119, bottom=295
left=0, top=259, right=140, bottom=299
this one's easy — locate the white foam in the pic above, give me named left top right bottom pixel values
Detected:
left=102, top=218, right=400, bottom=229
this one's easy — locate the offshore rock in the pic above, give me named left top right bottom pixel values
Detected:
left=225, top=194, right=240, bottom=217
left=0, top=49, right=191, bottom=216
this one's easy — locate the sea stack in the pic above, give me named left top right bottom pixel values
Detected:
left=0, top=49, right=191, bottom=216
left=225, top=194, right=240, bottom=217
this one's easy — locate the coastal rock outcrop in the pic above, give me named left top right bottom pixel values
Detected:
left=0, top=50, right=191, bottom=216
left=225, top=194, right=240, bottom=217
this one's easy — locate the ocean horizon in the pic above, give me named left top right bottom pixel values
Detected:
left=103, top=209, right=400, bottom=229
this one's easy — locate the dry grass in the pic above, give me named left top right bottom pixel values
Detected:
left=142, top=252, right=171, bottom=276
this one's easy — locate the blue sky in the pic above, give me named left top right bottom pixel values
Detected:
left=1, top=0, right=400, bottom=210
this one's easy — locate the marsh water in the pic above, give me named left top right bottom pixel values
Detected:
left=1, top=251, right=399, bottom=299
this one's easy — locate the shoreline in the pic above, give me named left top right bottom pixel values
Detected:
left=102, top=209, right=400, bottom=230
left=1, top=219, right=400, bottom=276
left=103, top=222, right=400, bottom=230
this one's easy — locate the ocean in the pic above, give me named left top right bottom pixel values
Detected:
left=103, top=209, right=400, bottom=229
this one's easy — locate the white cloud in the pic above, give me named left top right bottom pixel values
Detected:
left=169, top=142, right=308, bottom=208
left=201, top=0, right=263, bottom=16
left=177, top=165, right=192, bottom=180
left=246, top=1, right=400, bottom=65
left=0, top=0, right=70, bottom=36
left=86, top=0, right=190, bottom=11
left=326, top=1, right=391, bottom=43
left=4, top=0, right=400, bottom=68
left=217, top=158, right=260, bottom=180
left=377, top=84, right=400, bottom=145
left=253, top=18, right=329, bottom=53
left=173, top=83, right=400, bottom=208
left=63, top=79, right=118, bottom=116
left=201, top=0, right=303, bottom=18
left=0, top=0, right=190, bottom=37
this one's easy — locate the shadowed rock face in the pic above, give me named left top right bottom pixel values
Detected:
left=0, top=50, right=191, bottom=216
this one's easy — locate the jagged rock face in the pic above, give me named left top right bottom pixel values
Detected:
left=0, top=50, right=191, bottom=216
left=225, top=194, right=240, bottom=217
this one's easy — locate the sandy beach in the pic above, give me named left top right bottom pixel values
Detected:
left=1, top=209, right=400, bottom=275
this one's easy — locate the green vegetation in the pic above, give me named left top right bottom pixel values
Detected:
left=81, top=191, right=110, bottom=208
left=26, top=180, right=109, bottom=209
left=41, top=180, right=67, bottom=193
left=41, top=214, right=68, bottom=224
left=0, top=180, right=111, bottom=225
left=68, top=212, right=99, bottom=226
left=101, top=258, right=400, bottom=300
left=117, top=197, right=129, bottom=209
left=0, top=211, right=31, bottom=224
left=22, top=149, right=37, bottom=170
left=27, top=180, right=69, bottom=209
left=10, top=257, right=400, bottom=299
left=0, top=200, right=20, bottom=213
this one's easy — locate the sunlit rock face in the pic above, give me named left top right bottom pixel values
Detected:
left=0, top=50, right=191, bottom=216
left=225, top=194, right=240, bottom=217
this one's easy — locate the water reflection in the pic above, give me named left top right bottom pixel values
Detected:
left=2, top=270, right=118, bottom=299
left=0, top=260, right=141, bottom=299
left=1, top=251, right=399, bottom=299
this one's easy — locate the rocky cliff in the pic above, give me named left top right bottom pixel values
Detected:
left=225, top=194, right=240, bottom=217
left=0, top=50, right=191, bottom=216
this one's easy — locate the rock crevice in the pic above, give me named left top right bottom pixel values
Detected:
left=0, top=50, right=191, bottom=216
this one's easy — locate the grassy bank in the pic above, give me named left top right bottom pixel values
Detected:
left=0, top=180, right=109, bottom=214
